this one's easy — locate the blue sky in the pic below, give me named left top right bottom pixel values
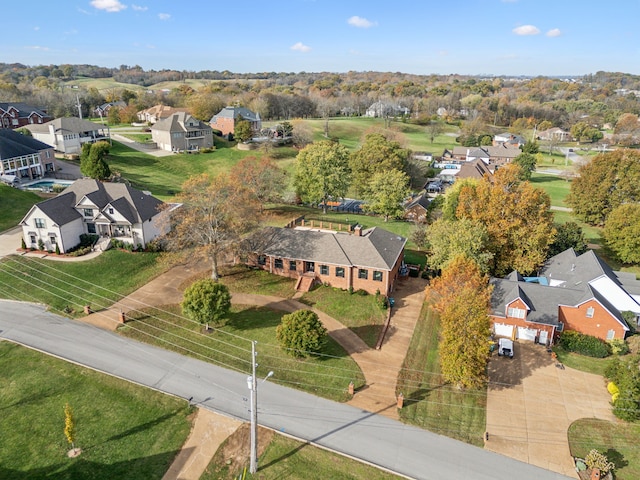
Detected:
left=2, top=0, right=639, bottom=76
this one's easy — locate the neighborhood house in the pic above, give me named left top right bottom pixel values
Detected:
left=0, top=128, right=57, bottom=180
left=25, top=117, right=110, bottom=155
left=0, top=102, right=52, bottom=129
left=490, top=248, right=640, bottom=344
left=209, top=106, right=261, bottom=138
left=247, top=224, right=406, bottom=296
left=151, top=112, right=214, bottom=152
left=20, top=179, right=171, bottom=253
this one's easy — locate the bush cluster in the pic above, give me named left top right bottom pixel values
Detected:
left=605, top=355, right=640, bottom=421
left=110, top=239, right=144, bottom=252
left=558, top=331, right=611, bottom=358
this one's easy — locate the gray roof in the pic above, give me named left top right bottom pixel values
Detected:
left=25, top=179, right=163, bottom=227
left=405, top=194, right=431, bottom=211
left=0, top=102, right=49, bottom=120
left=26, top=117, right=106, bottom=135
left=152, top=112, right=212, bottom=134
left=0, top=128, right=52, bottom=160
left=252, top=226, right=406, bottom=271
left=210, top=106, right=260, bottom=123
left=540, top=248, right=615, bottom=288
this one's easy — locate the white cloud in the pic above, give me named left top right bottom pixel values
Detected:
left=513, top=25, right=540, bottom=36
left=90, top=0, right=127, bottom=13
left=132, top=4, right=147, bottom=11
left=546, top=28, right=562, bottom=37
left=26, top=45, right=51, bottom=51
left=158, top=13, right=171, bottom=20
left=347, top=16, right=377, bottom=28
left=291, top=42, right=311, bottom=53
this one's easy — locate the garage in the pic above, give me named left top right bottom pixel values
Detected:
left=517, top=327, right=538, bottom=342
left=494, top=323, right=514, bottom=338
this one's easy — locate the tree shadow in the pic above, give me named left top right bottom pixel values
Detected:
left=604, top=448, right=628, bottom=470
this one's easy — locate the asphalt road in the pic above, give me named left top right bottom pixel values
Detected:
left=0, top=301, right=571, bottom=480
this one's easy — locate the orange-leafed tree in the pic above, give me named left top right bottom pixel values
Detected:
left=229, top=156, right=287, bottom=211
left=427, top=256, right=493, bottom=388
left=456, top=164, right=555, bottom=276
left=164, top=173, right=260, bottom=281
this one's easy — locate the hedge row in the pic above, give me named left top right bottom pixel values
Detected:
left=558, top=330, right=611, bottom=358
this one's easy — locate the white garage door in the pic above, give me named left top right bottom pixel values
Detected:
left=494, top=323, right=514, bottom=338
left=517, top=327, right=537, bottom=342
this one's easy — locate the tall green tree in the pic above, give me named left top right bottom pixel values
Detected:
left=548, top=221, right=588, bottom=257
left=80, top=141, right=111, bottom=180
left=512, top=152, right=537, bottom=181
left=603, top=204, right=640, bottom=264
left=349, top=133, right=410, bottom=197
left=362, top=170, right=410, bottom=221
left=294, top=140, right=351, bottom=213
left=182, top=279, right=231, bottom=330
left=456, top=164, right=555, bottom=276
left=427, top=256, right=492, bottom=389
left=567, top=149, right=640, bottom=226
left=570, top=121, right=603, bottom=143
left=234, top=119, right=253, bottom=142
left=426, top=218, right=493, bottom=274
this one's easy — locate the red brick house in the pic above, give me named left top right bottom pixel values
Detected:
left=0, top=102, right=52, bottom=130
left=210, top=106, right=261, bottom=138
left=247, top=225, right=406, bottom=296
left=490, top=249, right=640, bottom=344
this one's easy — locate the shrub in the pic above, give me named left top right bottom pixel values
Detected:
left=276, top=310, right=327, bottom=358
left=55, top=243, right=60, bottom=255
left=608, top=338, right=629, bottom=355
left=607, top=382, right=619, bottom=396
left=584, top=449, right=615, bottom=475
left=558, top=331, right=611, bottom=358
left=37, top=239, right=45, bottom=251
left=181, top=279, right=231, bottom=330
left=79, top=233, right=99, bottom=247
left=605, top=355, right=640, bottom=421
left=21, top=237, right=26, bottom=249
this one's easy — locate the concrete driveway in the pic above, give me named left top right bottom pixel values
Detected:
left=485, top=341, right=615, bottom=478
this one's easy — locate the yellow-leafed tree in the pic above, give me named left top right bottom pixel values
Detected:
left=64, top=403, right=76, bottom=450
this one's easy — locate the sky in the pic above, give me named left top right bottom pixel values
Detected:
left=2, top=0, right=639, bottom=77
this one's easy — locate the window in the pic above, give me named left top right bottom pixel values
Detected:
left=83, top=208, right=93, bottom=217
left=373, top=271, right=383, bottom=282
left=607, top=329, right=615, bottom=340
left=586, top=306, right=594, bottom=318
left=358, top=269, right=368, bottom=280
left=258, top=255, right=266, bottom=266
left=320, top=265, right=329, bottom=275
left=289, top=260, right=297, bottom=271
left=34, top=218, right=45, bottom=228
left=274, top=258, right=283, bottom=269
left=30, top=235, right=36, bottom=244
left=49, top=236, right=56, bottom=245
left=108, top=207, right=114, bottom=215
left=507, top=307, right=526, bottom=319
left=335, top=267, right=345, bottom=278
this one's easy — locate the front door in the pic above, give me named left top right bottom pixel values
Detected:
left=304, top=261, right=315, bottom=273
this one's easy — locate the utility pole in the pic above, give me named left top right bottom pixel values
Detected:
left=249, top=341, right=258, bottom=474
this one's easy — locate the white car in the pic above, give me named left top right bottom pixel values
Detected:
left=498, top=338, right=514, bottom=358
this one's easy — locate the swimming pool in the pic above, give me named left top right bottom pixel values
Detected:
left=23, top=180, right=74, bottom=191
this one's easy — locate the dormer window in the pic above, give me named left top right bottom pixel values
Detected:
left=586, top=306, right=595, bottom=318
left=507, top=307, right=526, bottom=319
left=84, top=208, right=93, bottom=217
left=108, top=207, right=114, bottom=215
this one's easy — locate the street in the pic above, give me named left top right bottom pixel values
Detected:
left=0, top=300, right=571, bottom=480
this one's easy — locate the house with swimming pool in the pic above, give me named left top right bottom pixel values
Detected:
left=0, top=128, right=57, bottom=181
left=20, top=179, right=174, bottom=253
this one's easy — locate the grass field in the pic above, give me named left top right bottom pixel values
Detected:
left=0, top=184, right=42, bottom=232
left=552, top=347, right=614, bottom=377
left=530, top=171, right=571, bottom=207
left=396, top=304, right=487, bottom=446
left=119, top=304, right=365, bottom=402
left=0, top=250, right=165, bottom=316
left=0, top=341, right=192, bottom=480
left=568, top=418, right=640, bottom=480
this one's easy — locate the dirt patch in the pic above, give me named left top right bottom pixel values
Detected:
left=203, top=424, right=274, bottom=479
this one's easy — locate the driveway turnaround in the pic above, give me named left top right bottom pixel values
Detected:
left=0, top=300, right=570, bottom=480
left=485, top=341, right=615, bottom=478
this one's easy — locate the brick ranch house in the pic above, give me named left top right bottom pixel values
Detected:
left=246, top=224, right=407, bottom=296
left=490, top=248, right=640, bottom=344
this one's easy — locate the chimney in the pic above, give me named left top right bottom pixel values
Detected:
left=354, top=225, right=362, bottom=236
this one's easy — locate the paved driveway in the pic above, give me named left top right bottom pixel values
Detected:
left=485, top=341, right=615, bottom=478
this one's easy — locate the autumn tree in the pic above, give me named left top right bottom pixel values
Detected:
left=349, top=133, right=410, bottom=197
left=80, top=141, right=111, bottom=180
left=276, top=310, right=327, bottom=358
left=229, top=156, right=286, bottom=210
left=182, top=279, right=231, bottom=330
left=548, top=221, right=588, bottom=257
left=164, top=173, right=259, bottom=281
left=441, top=178, right=480, bottom=221
left=570, top=121, right=603, bottom=143
left=234, top=119, right=253, bottom=142
left=456, top=164, right=555, bottom=276
left=290, top=119, right=313, bottom=148
left=426, top=119, right=444, bottom=144
left=294, top=140, right=351, bottom=213
left=603, top=204, right=640, bottom=264
left=107, top=106, right=121, bottom=125
left=64, top=403, right=76, bottom=451
left=426, top=218, right=493, bottom=274
left=427, top=256, right=492, bottom=388
left=362, top=170, right=410, bottom=221
left=568, top=149, right=640, bottom=226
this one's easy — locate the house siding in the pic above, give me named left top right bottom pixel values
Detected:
left=559, top=300, right=627, bottom=340
left=489, top=298, right=556, bottom=342
left=211, top=117, right=235, bottom=136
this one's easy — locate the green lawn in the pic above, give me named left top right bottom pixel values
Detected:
left=299, top=286, right=388, bottom=348
left=552, top=347, right=614, bottom=377
left=396, top=304, right=487, bottom=447
left=0, top=250, right=165, bottom=316
left=0, top=184, right=42, bottom=232
left=568, top=418, right=640, bottom=480
left=0, top=341, right=192, bottom=480
left=118, top=304, right=365, bottom=402
left=530, top=172, right=572, bottom=207
left=201, top=426, right=401, bottom=480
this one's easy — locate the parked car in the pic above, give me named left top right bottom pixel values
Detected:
left=498, top=338, right=514, bottom=358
